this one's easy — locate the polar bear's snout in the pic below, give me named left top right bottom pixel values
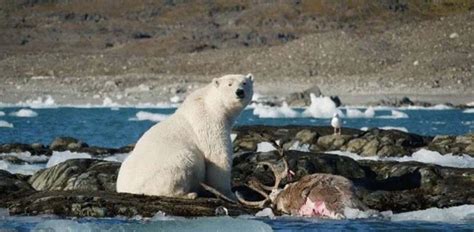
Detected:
left=236, top=89, right=245, bottom=99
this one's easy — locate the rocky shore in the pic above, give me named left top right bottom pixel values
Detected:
left=1, top=126, right=473, bottom=218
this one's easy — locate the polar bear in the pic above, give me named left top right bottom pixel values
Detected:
left=116, top=74, right=254, bottom=199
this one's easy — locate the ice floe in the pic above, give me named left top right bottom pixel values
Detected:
left=303, top=94, right=343, bottom=118
left=129, top=111, right=170, bottom=122
left=0, top=120, right=13, bottom=128
left=0, top=111, right=4, bottom=116
left=253, top=102, right=300, bottom=118
left=345, top=107, right=375, bottom=118
left=463, top=108, right=474, bottom=113
left=360, top=126, right=409, bottom=132
left=377, top=110, right=409, bottom=119
left=326, top=149, right=474, bottom=168
left=391, top=205, right=474, bottom=223
left=10, top=109, right=38, bottom=117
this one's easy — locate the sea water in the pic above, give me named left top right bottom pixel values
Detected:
left=0, top=105, right=473, bottom=231
left=0, top=106, right=472, bottom=148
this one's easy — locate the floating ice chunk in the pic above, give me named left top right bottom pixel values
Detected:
left=255, top=208, right=275, bottom=219
left=10, top=109, right=38, bottom=117
left=463, top=108, right=474, bottom=113
left=103, top=153, right=129, bottom=163
left=345, top=107, right=375, bottom=118
left=303, top=94, right=342, bottom=118
left=46, top=151, right=92, bottom=168
left=0, top=120, right=13, bottom=128
left=32, top=217, right=272, bottom=232
left=129, top=111, right=170, bottom=122
left=391, top=205, right=474, bottom=222
left=0, top=111, right=4, bottom=116
left=379, top=126, right=408, bottom=132
left=378, top=110, right=408, bottom=119
left=400, top=104, right=452, bottom=110
left=253, top=102, right=300, bottom=118
left=257, top=142, right=276, bottom=152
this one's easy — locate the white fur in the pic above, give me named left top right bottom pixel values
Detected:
left=116, top=74, right=254, bottom=198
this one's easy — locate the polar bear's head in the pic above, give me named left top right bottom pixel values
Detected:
left=211, top=74, right=254, bottom=110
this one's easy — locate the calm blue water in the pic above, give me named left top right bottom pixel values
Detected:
left=0, top=107, right=472, bottom=147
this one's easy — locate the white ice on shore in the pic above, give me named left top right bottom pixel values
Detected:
left=0, top=160, right=46, bottom=175
left=326, top=149, right=474, bottom=168
left=0, top=120, right=13, bottom=128
left=257, top=142, right=277, bottom=152
left=463, top=108, right=474, bottom=113
left=0, top=152, right=49, bottom=163
left=377, top=110, right=409, bottom=119
left=10, top=109, right=38, bottom=117
left=400, top=104, right=453, bottom=110
left=46, top=151, right=92, bottom=168
left=16, top=96, right=57, bottom=108
left=253, top=102, right=300, bottom=118
left=129, top=111, right=170, bottom=122
left=391, top=205, right=474, bottom=222
left=103, top=153, right=129, bottom=163
left=303, top=94, right=343, bottom=118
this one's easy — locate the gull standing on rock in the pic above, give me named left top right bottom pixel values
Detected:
left=331, top=113, right=342, bottom=135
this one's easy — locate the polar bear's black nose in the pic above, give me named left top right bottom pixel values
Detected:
left=236, top=89, right=245, bottom=99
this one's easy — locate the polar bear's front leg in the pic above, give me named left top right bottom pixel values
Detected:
left=205, top=159, right=236, bottom=200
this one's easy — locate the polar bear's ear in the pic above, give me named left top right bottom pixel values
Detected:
left=246, top=73, right=253, bottom=81
left=212, top=78, right=220, bottom=87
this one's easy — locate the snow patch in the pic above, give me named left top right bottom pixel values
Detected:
left=303, top=94, right=342, bottom=118
left=0, top=120, right=13, bottom=128
left=10, top=109, right=38, bottom=117
left=326, top=149, right=474, bottom=168
left=19, top=96, right=56, bottom=108
left=257, top=142, right=276, bottom=152
left=253, top=102, right=300, bottom=118
left=288, top=141, right=310, bottom=152
left=129, top=111, right=170, bottom=122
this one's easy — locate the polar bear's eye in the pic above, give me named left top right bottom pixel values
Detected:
left=228, top=83, right=232, bottom=87
left=243, top=82, right=247, bottom=85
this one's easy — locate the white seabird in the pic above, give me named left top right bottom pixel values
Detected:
left=331, top=113, right=342, bottom=135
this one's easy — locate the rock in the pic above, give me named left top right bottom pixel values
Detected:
left=0, top=143, right=49, bottom=155
left=50, top=137, right=88, bottom=151
left=0, top=170, right=35, bottom=206
left=29, top=159, right=120, bottom=192
left=428, top=134, right=474, bottom=155
left=6, top=190, right=255, bottom=217
left=286, top=85, right=322, bottom=107
left=316, top=134, right=353, bottom=151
